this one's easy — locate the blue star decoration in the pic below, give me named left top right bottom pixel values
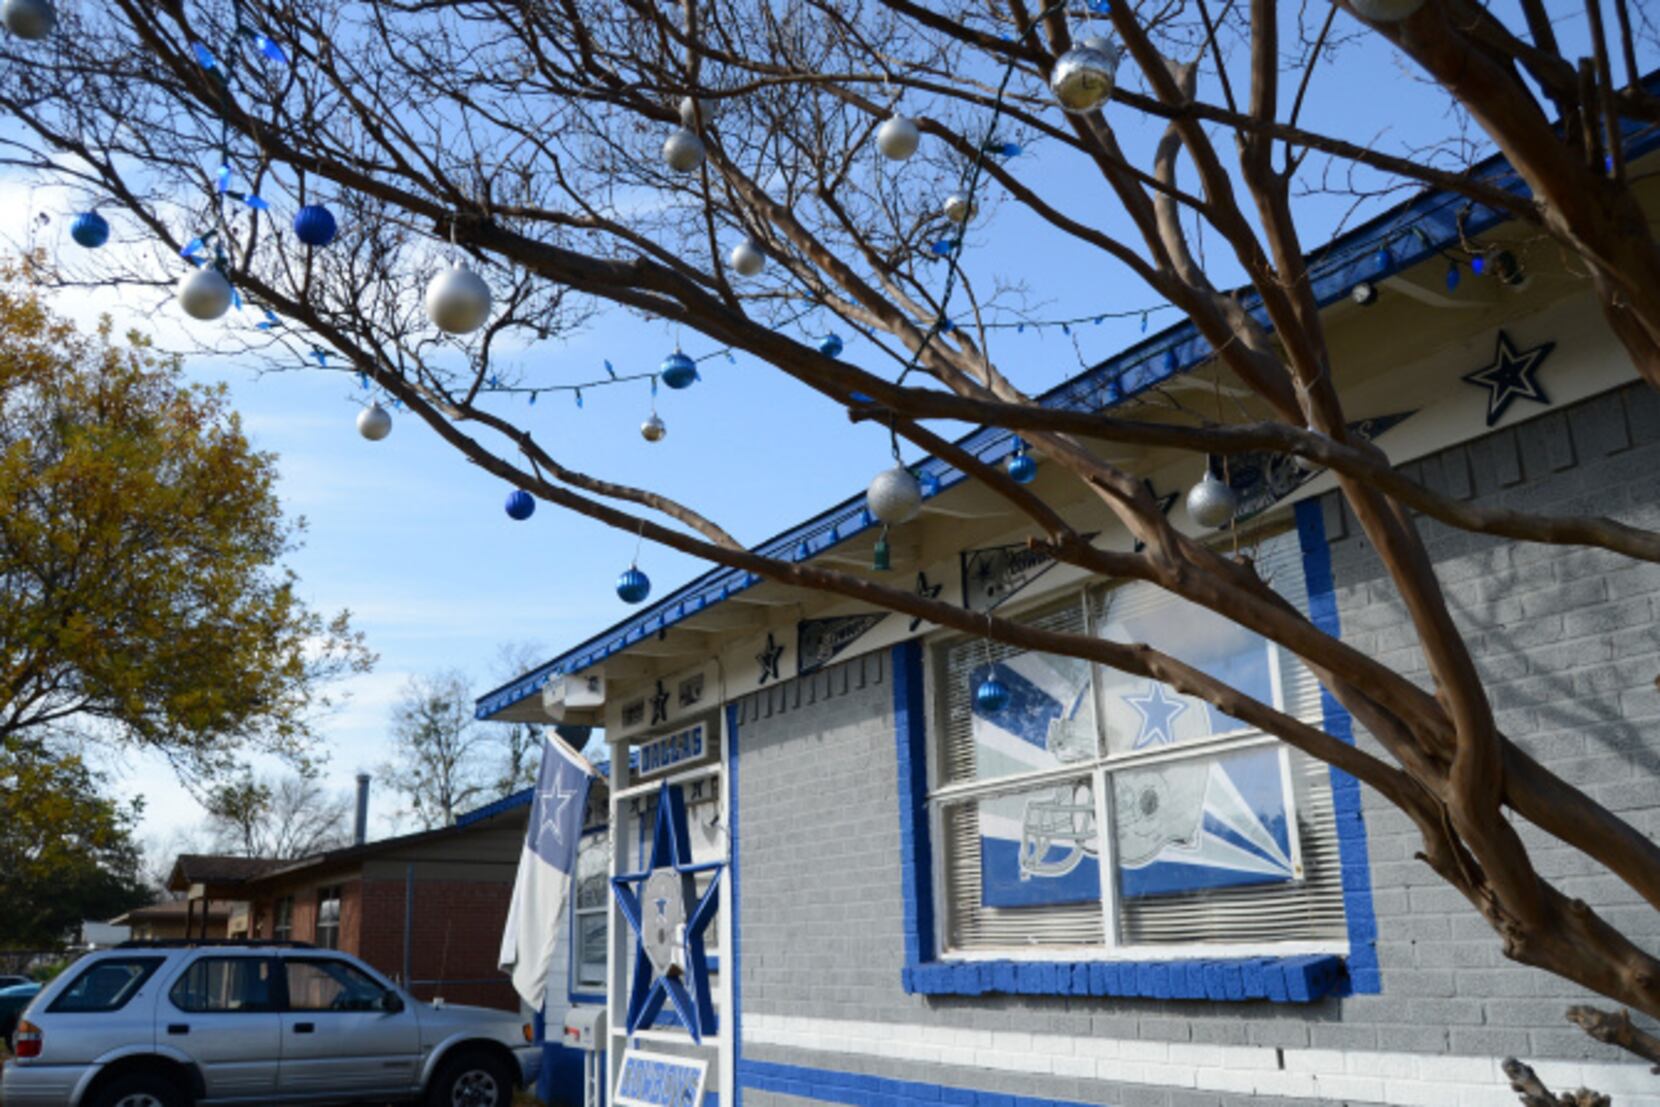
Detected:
left=756, top=632, right=784, bottom=684
left=610, top=782, right=723, bottom=1043
left=1124, top=682, right=1189, bottom=749
left=1462, top=330, right=1554, bottom=427
left=530, top=756, right=582, bottom=856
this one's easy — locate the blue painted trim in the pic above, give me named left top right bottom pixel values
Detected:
left=904, top=952, right=1346, bottom=1002
left=892, top=642, right=935, bottom=976
left=726, top=702, right=744, bottom=1107
left=740, top=1058, right=1101, bottom=1107
left=455, top=787, right=533, bottom=826
left=1295, top=497, right=1383, bottom=995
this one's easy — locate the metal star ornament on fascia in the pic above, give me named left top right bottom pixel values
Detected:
left=1463, top=330, right=1555, bottom=427
left=610, top=781, right=723, bottom=1042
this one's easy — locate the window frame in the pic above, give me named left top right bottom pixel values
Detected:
left=924, top=581, right=1332, bottom=963
left=272, top=895, right=294, bottom=942
left=314, top=885, right=342, bottom=950
left=569, top=826, right=610, bottom=1001
left=167, top=956, right=279, bottom=1014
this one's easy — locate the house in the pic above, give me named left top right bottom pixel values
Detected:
left=163, top=854, right=282, bottom=939
left=475, top=137, right=1660, bottom=1105
left=110, top=900, right=231, bottom=942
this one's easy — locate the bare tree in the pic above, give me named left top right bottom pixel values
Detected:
left=380, top=671, right=492, bottom=830
left=490, top=642, right=548, bottom=798
left=202, top=769, right=352, bottom=859
left=4, top=0, right=1660, bottom=1071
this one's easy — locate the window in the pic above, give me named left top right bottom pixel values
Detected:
left=572, top=831, right=610, bottom=992
left=283, top=959, right=386, bottom=1012
left=170, top=958, right=275, bottom=1013
left=272, top=896, right=294, bottom=942
left=315, top=886, right=342, bottom=950
left=931, top=530, right=1347, bottom=957
left=48, top=957, right=163, bottom=1013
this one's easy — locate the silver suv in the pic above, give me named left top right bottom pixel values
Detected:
left=0, top=942, right=539, bottom=1107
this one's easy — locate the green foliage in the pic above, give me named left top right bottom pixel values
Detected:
left=0, top=748, right=149, bottom=950
left=0, top=261, right=375, bottom=777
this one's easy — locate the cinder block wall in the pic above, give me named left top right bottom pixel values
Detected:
left=730, top=383, right=1660, bottom=1107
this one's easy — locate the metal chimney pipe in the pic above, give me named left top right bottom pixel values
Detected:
left=354, top=773, right=371, bottom=846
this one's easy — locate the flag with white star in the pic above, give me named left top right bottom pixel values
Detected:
left=500, top=734, right=595, bottom=1007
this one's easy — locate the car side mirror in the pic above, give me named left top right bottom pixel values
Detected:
left=380, top=992, right=405, bottom=1014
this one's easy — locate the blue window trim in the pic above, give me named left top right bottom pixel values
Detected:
left=726, top=702, right=745, bottom=1107
left=740, top=1058, right=1101, bottom=1107
left=890, top=517, right=1381, bottom=1002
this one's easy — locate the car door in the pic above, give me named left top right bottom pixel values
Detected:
left=276, top=955, right=421, bottom=1098
left=164, top=956, right=282, bottom=1100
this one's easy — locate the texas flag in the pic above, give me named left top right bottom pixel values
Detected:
left=500, top=734, right=594, bottom=1008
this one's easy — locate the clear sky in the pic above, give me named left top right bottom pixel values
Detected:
left=0, top=5, right=1620, bottom=858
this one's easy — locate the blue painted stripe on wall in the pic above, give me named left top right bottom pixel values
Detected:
left=891, top=641, right=934, bottom=973
left=1295, top=497, right=1382, bottom=994
left=739, top=1058, right=1104, bottom=1107
left=728, top=701, right=746, bottom=1107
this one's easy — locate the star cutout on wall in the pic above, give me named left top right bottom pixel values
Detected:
left=610, top=782, right=724, bottom=1043
left=1124, top=682, right=1190, bottom=749
left=650, top=679, right=671, bottom=725
left=1462, top=330, right=1555, bottom=427
left=909, top=572, right=943, bottom=632
left=757, top=632, right=784, bottom=684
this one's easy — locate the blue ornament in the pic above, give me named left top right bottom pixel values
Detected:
left=1445, top=262, right=1461, bottom=292
left=70, top=211, right=109, bottom=249
left=505, top=489, right=536, bottom=520
left=1008, top=452, right=1037, bottom=484
left=1471, top=255, right=1485, bottom=276
left=819, top=333, right=844, bottom=358
left=660, top=351, right=698, bottom=390
left=617, top=566, right=652, bottom=604
left=292, top=204, right=337, bottom=247
left=1372, top=246, right=1392, bottom=273
left=975, top=676, right=1011, bottom=714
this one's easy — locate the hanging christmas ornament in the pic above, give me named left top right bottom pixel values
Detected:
left=662, top=128, right=706, bottom=173
left=678, top=96, right=712, bottom=129
left=504, top=489, right=536, bottom=521
left=425, top=261, right=492, bottom=334
left=641, top=412, right=667, bottom=442
left=1348, top=0, right=1424, bottom=21
left=616, top=566, right=652, bottom=604
left=867, top=466, right=923, bottom=525
left=1185, top=470, right=1238, bottom=529
left=818, top=333, right=844, bottom=358
left=872, top=527, right=892, bottom=572
left=69, top=211, right=109, bottom=249
left=1350, top=280, right=1379, bottom=307
left=660, top=350, right=698, bottom=389
left=1372, top=245, right=1392, bottom=272
left=942, top=193, right=976, bottom=224
left=876, top=114, right=921, bottom=161
left=729, top=239, right=765, bottom=277
left=1007, top=450, right=1037, bottom=484
left=975, top=674, right=1011, bottom=714
left=1444, top=262, right=1461, bottom=292
left=292, top=204, right=338, bottom=248
left=2, top=0, right=55, bottom=40
left=177, top=267, right=234, bottom=322
left=1049, top=36, right=1119, bottom=114
left=356, top=401, right=393, bottom=441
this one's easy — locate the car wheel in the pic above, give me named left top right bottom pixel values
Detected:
left=427, top=1050, right=512, bottom=1107
left=85, top=1072, right=187, bottom=1107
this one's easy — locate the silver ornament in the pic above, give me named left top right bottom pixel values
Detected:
left=425, top=262, right=492, bottom=335
left=1348, top=0, right=1425, bottom=20
left=867, top=466, right=923, bottom=526
left=876, top=114, right=921, bottom=162
left=679, top=96, right=713, bottom=129
left=730, top=239, right=765, bottom=277
left=641, top=413, right=667, bottom=442
left=2, top=0, right=55, bottom=40
left=1185, top=472, right=1239, bottom=529
left=1050, top=38, right=1119, bottom=114
left=357, top=401, right=393, bottom=442
left=176, top=267, right=234, bottom=322
left=943, top=193, right=976, bottom=224
left=663, top=128, right=706, bottom=173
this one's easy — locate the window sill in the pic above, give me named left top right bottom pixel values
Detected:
left=902, top=953, right=1348, bottom=1003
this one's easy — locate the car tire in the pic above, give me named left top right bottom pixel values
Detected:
left=84, top=1071, right=188, bottom=1107
left=426, top=1050, right=513, bottom=1107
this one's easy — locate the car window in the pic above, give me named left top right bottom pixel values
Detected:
left=170, top=958, right=275, bottom=1013
left=48, top=957, right=163, bottom=1013
left=284, top=959, right=386, bottom=1012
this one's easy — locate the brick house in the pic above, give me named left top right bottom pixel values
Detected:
left=474, top=137, right=1660, bottom=1105
left=224, top=804, right=530, bottom=1012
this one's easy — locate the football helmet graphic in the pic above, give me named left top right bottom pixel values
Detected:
left=1017, top=715, right=1099, bottom=881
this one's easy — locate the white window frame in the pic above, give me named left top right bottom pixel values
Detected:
left=927, top=584, right=1345, bottom=962
left=571, top=829, right=609, bottom=993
